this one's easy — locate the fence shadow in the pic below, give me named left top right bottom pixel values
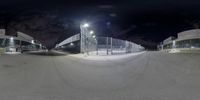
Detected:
left=25, top=51, right=68, bottom=56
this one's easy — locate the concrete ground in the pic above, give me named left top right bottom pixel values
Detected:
left=0, top=51, right=200, bottom=100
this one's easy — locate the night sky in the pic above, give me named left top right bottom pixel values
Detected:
left=1, top=0, right=200, bottom=49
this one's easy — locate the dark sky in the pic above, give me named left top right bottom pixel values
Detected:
left=1, top=0, right=200, bottom=49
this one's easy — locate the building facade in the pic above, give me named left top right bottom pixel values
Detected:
left=159, top=29, right=200, bottom=53
left=0, top=29, right=46, bottom=54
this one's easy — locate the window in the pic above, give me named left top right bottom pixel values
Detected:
left=4, top=38, right=20, bottom=47
left=163, top=43, right=172, bottom=49
left=0, top=38, right=3, bottom=46
left=176, top=40, right=191, bottom=48
left=190, top=39, right=200, bottom=48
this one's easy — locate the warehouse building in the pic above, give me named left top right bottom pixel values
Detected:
left=0, top=29, right=46, bottom=54
left=158, top=29, right=200, bottom=53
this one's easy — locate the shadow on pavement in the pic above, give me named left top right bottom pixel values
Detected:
left=25, top=51, right=68, bottom=56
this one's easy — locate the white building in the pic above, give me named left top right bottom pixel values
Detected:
left=0, top=29, right=46, bottom=54
left=159, top=29, right=200, bottom=53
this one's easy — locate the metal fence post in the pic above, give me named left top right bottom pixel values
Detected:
left=80, top=26, right=83, bottom=53
left=110, top=37, right=113, bottom=55
left=96, top=38, right=98, bottom=55
left=106, top=37, right=108, bottom=55
left=125, top=40, right=128, bottom=53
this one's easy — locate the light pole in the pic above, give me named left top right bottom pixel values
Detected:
left=80, top=23, right=89, bottom=54
left=90, top=30, right=94, bottom=35
left=80, top=22, right=97, bottom=55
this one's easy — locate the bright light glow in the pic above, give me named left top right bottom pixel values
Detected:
left=70, top=43, right=74, bottom=46
left=90, top=30, right=94, bottom=35
left=172, top=40, right=176, bottom=48
left=9, top=37, right=14, bottom=47
left=10, top=37, right=14, bottom=40
left=83, top=23, right=89, bottom=27
left=191, top=46, right=195, bottom=49
left=31, top=40, right=35, bottom=44
left=92, top=35, right=96, bottom=38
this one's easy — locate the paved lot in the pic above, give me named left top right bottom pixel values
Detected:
left=0, top=51, right=200, bottom=100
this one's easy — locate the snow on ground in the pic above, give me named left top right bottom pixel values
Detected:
left=0, top=51, right=200, bottom=100
left=87, top=49, right=142, bottom=55
left=4, top=52, right=21, bottom=54
left=69, top=51, right=145, bottom=61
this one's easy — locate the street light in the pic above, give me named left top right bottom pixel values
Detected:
left=80, top=22, right=89, bottom=54
left=82, top=23, right=89, bottom=28
left=89, top=30, right=94, bottom=35
left=10, top=37, right=14, bottom=40
left=70, top=43, right=74, bottom=46
left=31, top=40, right=35, bottom=44
left=80, top=22, right=97, bottom=55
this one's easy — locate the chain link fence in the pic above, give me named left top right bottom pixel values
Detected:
left=55, top=33, right=144, bottom=55
left=82, top=36, right=144, bottom=55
